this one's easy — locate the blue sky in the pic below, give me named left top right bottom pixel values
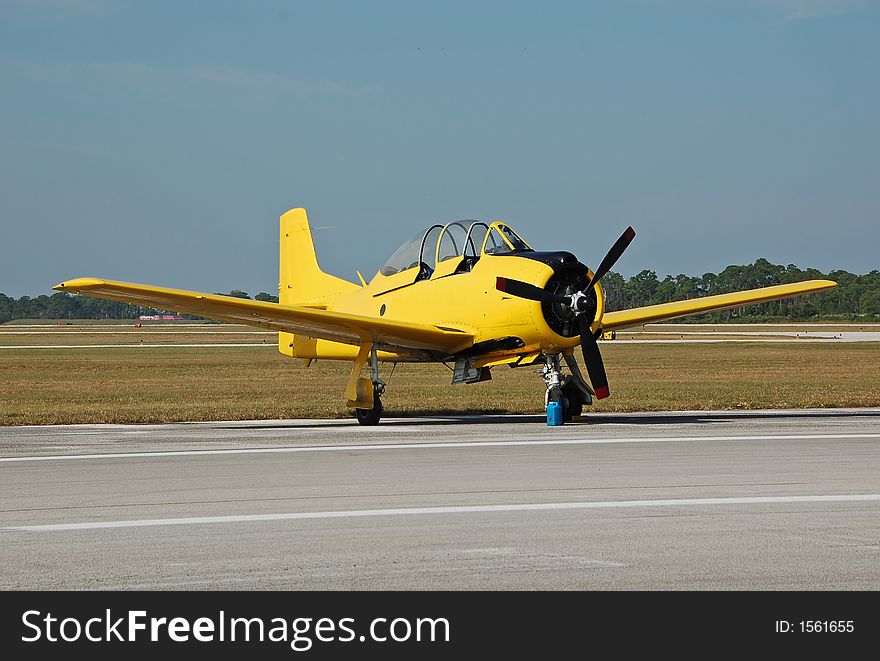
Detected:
left=1, top=0, right=878, bottom=297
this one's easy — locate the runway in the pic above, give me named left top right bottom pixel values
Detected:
left=1, top=409, right=878, bottom=589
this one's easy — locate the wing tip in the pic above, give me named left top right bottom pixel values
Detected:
left=798, top=279, right=837, bottom=293
left=53, top=277, right=105, bottom=291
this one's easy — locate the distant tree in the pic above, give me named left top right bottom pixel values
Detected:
left=12, top=296, right=32, bottom=319
left=599, top=259, right=880, bottom=322
left=45, top=292, right=74, bottom=319
left=625, top=270, right=660, bottom=306
left=227, top=290, right=251, bottom=299
left=254, top=292, right=279, bottom=303
left=600, top=272, right=625, bottom=311
left=0, top=293, right=13, bottom=323
left=863, top=288, right=880, bottom=316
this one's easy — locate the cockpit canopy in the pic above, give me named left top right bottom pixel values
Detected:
left=379, top=221, right=532, bottom=277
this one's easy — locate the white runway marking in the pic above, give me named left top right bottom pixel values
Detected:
left=646, top=323, right=880, bottom=328
left=610, top=338, right=880, bottom=344
left=628, top=330, right=880, bottom=338
left=2, top=432, right=879, bottom=463
left=0, top=330, right=274, bottom=334
left=8, top=494, right=879, bottom=532
left=0, top=324, right=251, bottom=328
left=0, top=343, right=271, bottom=349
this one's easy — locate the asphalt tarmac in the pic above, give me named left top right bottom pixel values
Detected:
left=2, top=409, right=878, bottom=590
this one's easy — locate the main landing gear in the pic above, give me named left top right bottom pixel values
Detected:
left=354, top=345, right=386, bottom=426
left=541, top=354, right=593, bottom=424
left=355, top=384, right=384, bottom=426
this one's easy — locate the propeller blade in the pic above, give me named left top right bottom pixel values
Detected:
left=578, top=316, right=609, bottom=399
left=496, top=277, right=567, bottom=304
left=586, top=226, right=635, bottom=290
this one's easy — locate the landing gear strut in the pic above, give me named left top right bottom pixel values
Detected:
left=355, top=345, right=385, bottom=426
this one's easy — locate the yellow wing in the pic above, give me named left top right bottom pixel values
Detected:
left=54, top=278, right=474, bottom=353
left=601, top=279, right=837, bottom=331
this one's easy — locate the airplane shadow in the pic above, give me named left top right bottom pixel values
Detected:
left=384, top=408, right=880, bottom=427
left=206, top=408, right=880, bottom=430
left=576, top=409, right=880, bottom=427
left=205, top=413, right=545, bottom=430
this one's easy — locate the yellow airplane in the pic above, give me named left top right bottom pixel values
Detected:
left=55, top=208, right=836, bottom=425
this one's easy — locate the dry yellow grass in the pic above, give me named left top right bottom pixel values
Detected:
left=1, top=342, right=878, bottom=425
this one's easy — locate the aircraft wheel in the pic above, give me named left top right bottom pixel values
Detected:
left=355, top=393, right=383, bottom=426
left=561, top=382, right=584, bottom=421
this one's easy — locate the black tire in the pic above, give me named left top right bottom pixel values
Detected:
left=561, top=382, right=584, bottom=421
left=355, top=395, right=383, bottom=426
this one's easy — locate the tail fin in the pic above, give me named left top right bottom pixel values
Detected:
left=279, top=208, right=358, bottom=307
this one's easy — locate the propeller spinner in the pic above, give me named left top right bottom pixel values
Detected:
left=495, top=226, right=636, bottom=399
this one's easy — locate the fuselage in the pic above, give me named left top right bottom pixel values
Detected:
left=287, top=249, right=604, bottom=364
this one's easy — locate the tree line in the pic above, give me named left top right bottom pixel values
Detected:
left=600, top=259, right=879, bottom=321
left=1, top=259, right=878, bottom=323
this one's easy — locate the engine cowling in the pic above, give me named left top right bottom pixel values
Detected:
left=541, top=264, right=605, bottom=338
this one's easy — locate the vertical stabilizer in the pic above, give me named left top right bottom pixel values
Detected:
left=279, top=208, right=358, bottom=306
left=278, top=208, right=358, bottom=358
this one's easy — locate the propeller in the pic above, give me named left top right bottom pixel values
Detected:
left=495, top=277, right=567, bottom=304
left=577, top=315, right=608, bottom=399
left=585, top=226, right=636, bottom=292
left=495, top=226, right=635, bottom=399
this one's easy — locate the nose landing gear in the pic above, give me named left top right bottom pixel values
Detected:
left=541, top=354, right=593, bottom=424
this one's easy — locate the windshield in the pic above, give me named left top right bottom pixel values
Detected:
left=484, top=223, right=532, bottom=254
left=498, top=224, right=531, bottom=251
left=484, top=227, right=511, bottom=254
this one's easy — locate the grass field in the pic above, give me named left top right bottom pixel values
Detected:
left=2, top=340, right=879, bottom=425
